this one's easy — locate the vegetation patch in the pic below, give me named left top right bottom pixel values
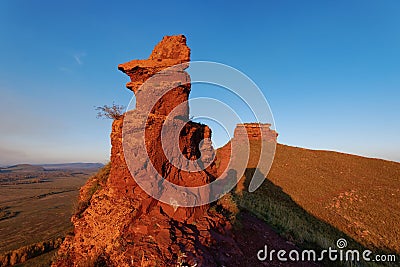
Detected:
left=74, top=162, right=111, bottom=218
left=0, top=237, right=63, bottom=267
left=232, top=168, right=397, bottom=266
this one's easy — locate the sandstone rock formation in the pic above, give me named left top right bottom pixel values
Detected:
left=53, top=35, right=243, bottom=267
left=216, top=123, right=277, bottom=178
left=234, top=123, right=278, bottom=141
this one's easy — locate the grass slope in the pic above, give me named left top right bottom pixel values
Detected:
left=220, top=142, right=399, bottom=266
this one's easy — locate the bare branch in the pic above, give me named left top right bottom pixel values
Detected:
left=95, top=102, right=125, bottom=120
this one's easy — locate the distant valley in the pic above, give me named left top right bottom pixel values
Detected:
left=0, top=163, right=103, bottom=266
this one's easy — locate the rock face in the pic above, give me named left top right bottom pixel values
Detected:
left=118, top=35, right=191, bottom=120
left=217, top=123, right=277, bottom=180
left=53, top=35, right=243, bottom=267
left=234, top=123, right=278, bottom=141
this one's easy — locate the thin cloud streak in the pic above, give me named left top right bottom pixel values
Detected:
left=73, top=52, right=86, bottom=65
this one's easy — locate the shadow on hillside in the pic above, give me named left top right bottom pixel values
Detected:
left=232, top=168, right=398, bottom=267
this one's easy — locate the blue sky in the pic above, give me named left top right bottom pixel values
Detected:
left=0, top=0, right=399, bottom=165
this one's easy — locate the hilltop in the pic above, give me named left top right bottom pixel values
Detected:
left=269, top=143, right=400, bottom=254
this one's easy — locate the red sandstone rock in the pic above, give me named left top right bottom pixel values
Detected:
left=234, top=123, right=278, bottom=141
left=53, top=35, right=243, bottom=267
left=216, top=123, right=277, bottom=178
left=118, top=35, right=191, bottom=119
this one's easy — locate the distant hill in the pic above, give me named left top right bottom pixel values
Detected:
left=39, top=163, right=104, bottom=170
left=0, top=164, right=45, bottom=173
left=0, top=163, right=104, bottom=173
